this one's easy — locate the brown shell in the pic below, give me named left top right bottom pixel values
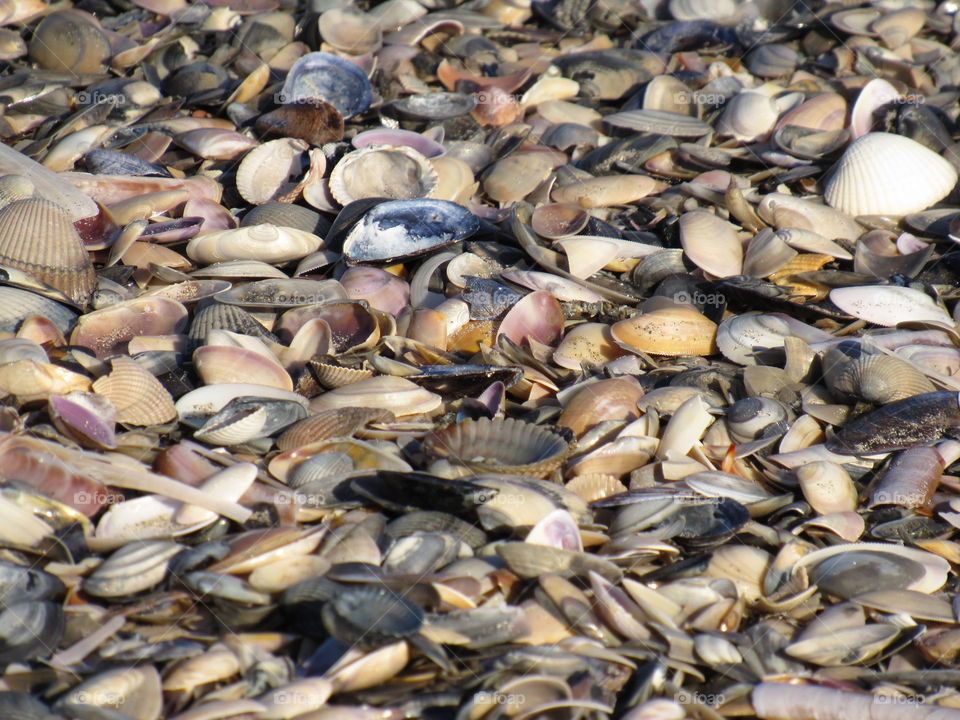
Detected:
left=276, top=407, right=394, bottom=451
left=422, top=417, right=571, bottom=478
left=92, top=357, right=176, bottom=426
left=255, top=99, right=345, bottom=147
left=565, top=473, right=628, bottom=502
left=610, top=306, right=718, bottom=356
left=0, top=197, right=96, bottom=305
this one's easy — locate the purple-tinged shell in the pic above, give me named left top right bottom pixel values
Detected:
left=279, top=52, right=373, bottom=119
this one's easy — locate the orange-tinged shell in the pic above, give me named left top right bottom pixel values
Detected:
left=92, top=357, right=176, bottom=426
left=557, top=377, right=644, bottom=437
left=0, top=197, right=95, bottom=305
left=611, top=306, right=718, bottom=356
left=422, top=417, right=571, bottom=478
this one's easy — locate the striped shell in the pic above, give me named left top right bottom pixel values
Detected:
left=92, top=357, right=177, bottom=426
left=0, top=195, right=95, bottom=305
left=276, top=407, right=394, bottom=451
left=825, top=351, right=935, bottom=405
left=422, top=417, right=571, bottom=478
left=824, top=133, right=958, bottom=216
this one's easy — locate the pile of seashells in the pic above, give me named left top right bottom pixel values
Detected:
left=5, top=0, right=960, bottom=718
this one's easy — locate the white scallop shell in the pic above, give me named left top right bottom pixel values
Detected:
left=235, top=138, right=309, bottom=205
left=824, top=132, right=958, bottom=217
left=329, top=145, right=438, bottom=206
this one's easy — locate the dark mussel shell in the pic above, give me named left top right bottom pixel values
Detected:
left=84, top=149, right=171, bottom=177
left=827, top=391, right=960, bottom=455
left=672, top=497, right=751, bottom=549
left=403, top=364, right=523, bottom=396
left=279, top=52, right=373, bottom=119
left=342, top=199, right=480, bottom=263
left=321, top=584, right=425, bottom=648
left=350, top=471, right=497, bottom=515
left=385, top=92, right=477, bottom=121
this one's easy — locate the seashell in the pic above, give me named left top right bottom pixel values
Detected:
left=175, top=383, right=308, bottom=428
left=276, top=407, right=393, bottom=450
left=679, top=210, right=743, bottom=278
left=552, top=175, right=666, bottom=208
left=758, top=193, right=863, bottom=242
left=58, top=667, right=162, bottom=718
left=745, top=43, right=799, bottom=77
left=242, top=201, right=330, bottom=237
left=175, top=129, right=259, bottom=161
left=497, top=542, right=620, bottom=582
left=49, top=391, right=117, bottom=449
left=71, top=297, right=189, bottom=358
left=84, top=540, right=184, bottom=597
left=329, top=146, right=438, bottom=206
left=829, top=285, right=951, bottom=327
left=796, top=461, right=858, bottom=515
left=29, top=10, right=110, bottom=74
left=0, top=183, right=96, bottom=306
left=825, top=350, right=935, bottom=404
left=725, top=396, right=789, bottom=444
left=716, top=312, right=833, bottom=365
left=186, top=225, right=323, bottom=265
left=215, top=278, right=346, bottom=309
left=194, top=344, right=292, bottom=391
left=387, top=92, right=477, bottom=121
left=423, top=417, right=571, bottom=478
left=0, top=285, right=78, bottom=334
left=279, top=51, right=373, bottom=119
left=824, top=133, right=958, bottom=217
left=322, top=584, right=424, bottom=649
left=235, top=138, right=309, bottom=206
left=310, top=376, right=441, bottom=416
left=255, top=99, right=345, bottom=148
left=669, top=0, right=736, bottom=20
left=873, top=7, right=926, bottom=49
left=193, top=397, right=306, bottom=445
left=342, top=199, right=479, bottom=263
left=531, top=203, right=588, bottom=239
left=716, top=92, right=781, bottom=143
left=190, top=302, right=276, bottom=344
left=318, top=7, right=382, bottom=55
left=497, top=290, right=565, bottom=347
left=828, top=390, right=960, bottom=455
left=612, top=306, right=718, bottom=357
left=484, top=151, right=558, bottom=204
left=92, top=357, right=177, bottom=426
left=553, top=323, right=628, bottom=371
left=0, top=601, right=63, bottom=664
left=602, top=109, right=712, bottom=137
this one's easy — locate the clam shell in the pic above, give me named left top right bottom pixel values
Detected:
left=603, top=109, right=711, bottom=137
left=186, top=225, right=323, bottom=265
left=322, top=584, right=424, bottom=649
left=309, top=376, right=441, bottom=416
left=235, top=138, right=309, bottom=205
left=92, top=357, right=177, bottom=426
left=276, top=407, right=393, bottom=450
left=679, top=210, right=743, bottom=278
left=255, top=99, right=345, bottom=148
left=422, top=417, right=571, bottom=478
left=242, top=201, right=331, bottom=236
left=189, top=301, right=276, bottom=343
left=0, top=285, right=78, bottom=334
left=824, top=133, right=958, bottom=217
left=826, top=351, right=935, bottom=404
left=29, top=10, right=110, bottom=74
left=611, top=306, right=718, bottom=356
left=84, top=541, right=184, bottom=597
left=829, top=285, right=951, bottom=327
left=329, top=146, right=438, bottom=206
left=194, top=345, right=293, bottom=391
left=0, top=195, right=96, bottom=306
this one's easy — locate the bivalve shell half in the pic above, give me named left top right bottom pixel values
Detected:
left=829, top=285, right=951, bottom=327
left=84, top=541, right=183, bottom=598
left=611, top=306, right=718, bottom=357
left=329, top=146, right=438, bottom=206
left=422, top=417, right=571, bottom=478
left=679, top=210, right=743, bottom=278
left=194, top=345, right=293, bottom=391
left=0, top=190, right=96, bottom=306
left=92, top=357, right=176, bottom=426
left=279, top=51, right=373, bottom=119
left=310, top=376, right=441, bottom=416
left=824, top=132, right=957, bottom=217
left=186, top=225, right=323, bottom=265
left=235, top=138, right=309, bottom=205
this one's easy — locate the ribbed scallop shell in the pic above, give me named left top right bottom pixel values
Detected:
left=309, top=358, right=373, bottom=388
left=825, top=352, right=935, bottom=405
left=0, top=197, right=95, bottom=305
left=0, top=285, right=78, bottom=334
left=611, top=306, right=718, bottom=357
left=329, top=146, right=438, bottom=205
left=194, top=405, right=269, bottom=446
left=276, top=407, right=394, bottom=451
left=189, top=302, right=277, bottom=344
left=824, top=132, right=958, bottom=216
left=92, top=357, right=177, bottom=426
left=422, top=417, right=571, bottom=478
